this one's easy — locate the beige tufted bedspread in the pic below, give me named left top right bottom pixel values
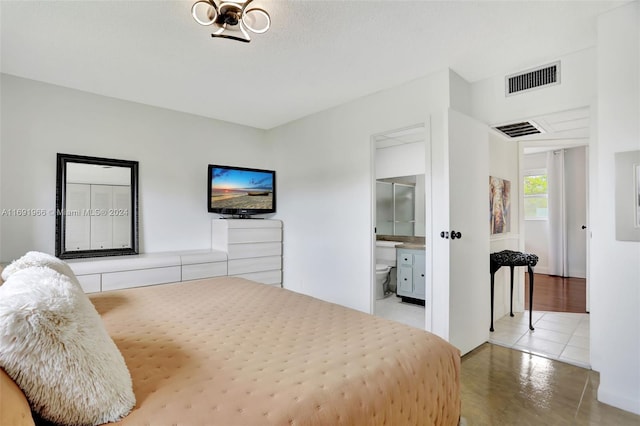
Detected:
left=90, top=277, right=461, bottom=426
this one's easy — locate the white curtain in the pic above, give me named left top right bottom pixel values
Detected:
left=547, top=150, right=567, bottom=276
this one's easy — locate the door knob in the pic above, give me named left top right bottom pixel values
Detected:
left=450, top=230, right=462, bottom=240
left=581, top=225, right=587, bottom=229
left=440, top=231, right=449, bottom=239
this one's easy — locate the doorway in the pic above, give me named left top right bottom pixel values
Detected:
left=518, top=128, right=590, bottom=368
left=490, top=143, right=590, bottom=367
left=522, top=144, right=589, bottom=312
left=370, top=111, right=490, bottom=355
left=370, top=124, right=428, bottom=329
left=489, top=106, right=591, bottom=367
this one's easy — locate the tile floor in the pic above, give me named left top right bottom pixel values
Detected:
left=376, top=296, right=591, bottom=369
left=374, top=294, right=425, bottom=329
left=489, top=310, right=590, bottom=368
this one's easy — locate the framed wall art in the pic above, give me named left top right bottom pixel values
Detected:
left=490, top=176, right=511, bottom=235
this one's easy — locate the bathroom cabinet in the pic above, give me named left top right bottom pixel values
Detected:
left=396, top=248, right=425, bottom=301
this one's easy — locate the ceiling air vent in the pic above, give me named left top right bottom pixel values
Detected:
left=493, top=121, right=544, bottom=138
left=506, top=61, right=560, bottom=96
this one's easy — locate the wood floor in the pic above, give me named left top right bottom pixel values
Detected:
left=461, top=343, right=640, bottom=425
left=525, top=273, right=587, bottom=313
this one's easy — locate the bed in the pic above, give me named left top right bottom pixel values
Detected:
left=3, top=275, right=461, bottom=425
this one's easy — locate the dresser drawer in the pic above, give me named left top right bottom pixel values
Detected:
left=228, top=227, right=282, bottom=244
left=228, top=256, right=281, bottom=275
left=227, top=242, right=282, bottom=259
left=102, top=266, right=181, bottom=291
left=77, top=274, right=101, bottom=293
left=182, top=262, right=227, bottom=281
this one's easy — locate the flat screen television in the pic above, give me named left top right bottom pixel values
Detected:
left=208, top=164, right=276, bottom=217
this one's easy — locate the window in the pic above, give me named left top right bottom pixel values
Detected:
left=524, top=172, right=548, bottom=220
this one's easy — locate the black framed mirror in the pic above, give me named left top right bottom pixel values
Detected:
left=55, top=153, right=139, bottom=259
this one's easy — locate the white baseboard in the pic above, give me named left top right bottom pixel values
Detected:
left=530, top=267, right=587, bottom=278
left=568, top=268, right=587, bottom=279
left=533, top=266, right=549, bottom=275
left=598, top=386, right=640, bottom=416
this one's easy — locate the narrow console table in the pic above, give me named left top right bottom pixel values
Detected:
left=489, top=250, right=539, bottom=332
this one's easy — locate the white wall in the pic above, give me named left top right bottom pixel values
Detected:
left=375, top=141, right=425, bottom=179
left=523, top=219, right=549, bottom=273
left=488, top=132, right=521, bottom=318
left=591, top=1, right=640, bottom=415
left=268, top=70, right=450, bottom=313
left=471, top=47, right=597, bottom=125
left=0, top=74, right=271, bottom=261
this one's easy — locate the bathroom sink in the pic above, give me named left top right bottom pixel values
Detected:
left=395, top=243, right=425, bottom=249
left=375, top=240, right=401, bottom=247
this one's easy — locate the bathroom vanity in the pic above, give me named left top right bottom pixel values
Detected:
left=396, top=247, right=426, bottom=303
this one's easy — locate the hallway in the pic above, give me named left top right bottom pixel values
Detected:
left=525, top=273, right=587, bottom=313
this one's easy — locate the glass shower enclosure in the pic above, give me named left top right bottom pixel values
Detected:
left=376, top=181, right=415, bottom=236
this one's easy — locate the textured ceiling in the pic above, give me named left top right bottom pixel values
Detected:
left=0, top=1, right=626, bottom=129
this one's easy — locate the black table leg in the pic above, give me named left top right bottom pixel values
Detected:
left=528, top=265, right=535, bottom=330
left=490, top=271, right=495, bottom=332
left=509, top=265, right=515, bottom=317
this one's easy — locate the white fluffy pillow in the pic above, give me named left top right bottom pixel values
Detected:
left=0, top=266, right=135, bottom=426
left=1, top=251, right=79, bottom=288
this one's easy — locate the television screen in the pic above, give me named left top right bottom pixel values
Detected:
left=208, top=164, right=276, bottom=217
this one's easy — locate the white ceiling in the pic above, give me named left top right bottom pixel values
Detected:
left=0, top=0, right=627, bottom=130
left=374, top=125, right=426, bottom=149
left=496, top=106, right=591, bottom=154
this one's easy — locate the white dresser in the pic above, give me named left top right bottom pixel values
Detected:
left=63, top=219, right=283, bottom=293
left=68, top=250, right=227, bottom=293
left=211, top=219, right=282, bottom=286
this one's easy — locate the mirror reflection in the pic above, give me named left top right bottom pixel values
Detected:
left=56, top=154, right=138, bottom=259
left=65, top=163, right=132, bottom=251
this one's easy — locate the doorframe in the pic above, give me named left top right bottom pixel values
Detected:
left=518, top=139, right=590, bottom=313
left=369, top=122, right=432, bottom=331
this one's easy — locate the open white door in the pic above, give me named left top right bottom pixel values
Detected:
left=431, top=109, right=490, bottom=355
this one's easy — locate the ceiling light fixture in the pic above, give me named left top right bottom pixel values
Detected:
left=191, top=0, right=270, bottom=43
